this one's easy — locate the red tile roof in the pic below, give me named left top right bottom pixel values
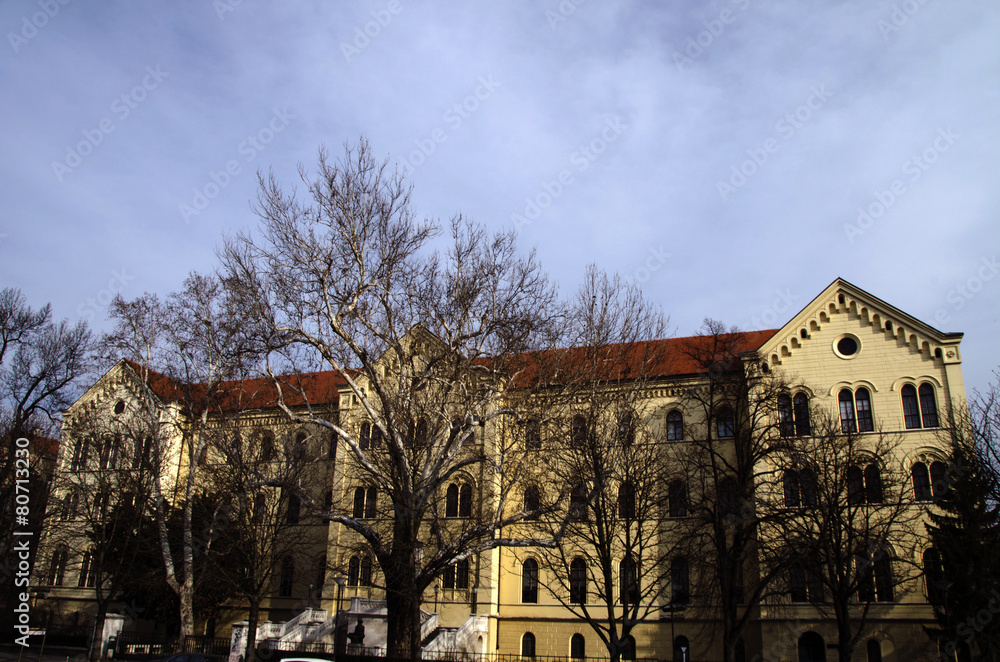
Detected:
left=487, top=329, right=779, bottom=387
left=119, top=329, right=776, bottom=409
left=122, top=359, right=347, bottom=411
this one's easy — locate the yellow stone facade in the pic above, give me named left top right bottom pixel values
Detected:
left=38, top=278, right=965, bottom=661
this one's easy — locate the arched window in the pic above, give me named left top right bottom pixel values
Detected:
left=912, top=462, right=931, bottom=500
left=571, top=415, right=587, bottom=447
left=415, top=418, right=428, bottom=446
left=873, top=552, right=894, bottom=602
left=353, top=487, right=365, bottom=518
left=923, top=548, right=945, bottom=602
left=778, top=394, right=794, bottom=437
left=856, top=388, right=874, bottom=431
left=521, top=633, right=536, bottom=658
left=666, top=410, right=683, bottom=441
left=446, top=484, right=459, bottom=517
left=525, top=419, right=541, bottom=450
left=348, top=556, right=361, bottom=586
left=901, top=385, right=921, bottom=429
left=672, top=635, right=689, bottom=662
left=524, top=485, right=540, bottom=519
left=930, top=461, right=948, bottom=497
left=848, top=465, right=865, bottom=505
left=793, top=393, right=811, bottom=436
left=857, top=550, right=894, bottom=603
left=522, top=559, right=538, bottom=603
left=866, top=639, right=882, bottom=662
left=78, top=550, right=96, bottom=588
left=48, top=546, right=68, bottom=586
left=622, top=635, right=636, bottom=661
left=371, top=425, right=382, bottom=447
left=719, top=477, right=738, bottom=515
left=287, top=494, right=301, bottom=524
left=571, top=634, right=585, bottom=660
left=569, top=483, right=588, bottom=521
left=784, top=470, right=801, bottom=508
left=789, top=563, right=823, bottom=603
left=359, top=422, right=371, bottom=450
left=839, top=389, right=857, bottom=433
left=279, top=556, right=294, bottom=596
left=716, top=406, right=735, bottom=438
left=360, top=556, right=373, bottom=586
left=800, top=468, right=817, bottom=506
left=671, top=556, right=689, bottom=604
left=618, top=412, right=635, bottom=446
left=864, top=463, right=883, bottom=504
left=798, top=632, right=826, bottom=662
left=618, top=481, right=636, bottom=519
left=353, top=486, right=376, bottom=518
left=620, top=556, right=639, bottom=605
left=460, top=483, right=473, bottom=517
left=261, top=431, right=275, bottom=462
left=253, top=494, right=266, bottom=523
left=570, top=558, right=587, bottom=604
left=919, top=383, right=939, bottom=427
left=669, top=480, right=687, bottom=518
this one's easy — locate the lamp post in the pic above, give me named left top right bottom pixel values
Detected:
left=471, top=587, right=478, bottom=615
left=434, top=585, right=439, bottom=614
left=332, top=576, right=347, bottom=662
left=659, top=603, right=687, bottom=662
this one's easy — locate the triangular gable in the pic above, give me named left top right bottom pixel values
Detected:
left=758, top=277, right=964, bottom=369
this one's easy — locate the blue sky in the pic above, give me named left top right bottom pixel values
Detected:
left=1, top=0, right=998, bottom=394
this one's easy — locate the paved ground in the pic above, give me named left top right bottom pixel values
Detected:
left=0, top=643, right=89, bottom=662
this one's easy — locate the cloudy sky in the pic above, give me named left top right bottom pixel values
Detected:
left=1, top=1, right=998, bottom=393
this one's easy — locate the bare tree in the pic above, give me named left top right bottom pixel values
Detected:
left=204, top=416, right=329, bottom=662
left=527, top=268, right=676, bottom=661
left=0, top=287, right=95, bottom=636
left=47, top=408, right=162, bottom=662
left=775, top=413, right=922, bottom=662
left=101, top=273, right=261, bottom=638
left=672, top=320, right=793, bottom=662
left=220, top=138, right=562, bottom=659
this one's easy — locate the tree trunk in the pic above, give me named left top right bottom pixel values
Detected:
left=89, top=607, right=108, bottom=662
left=384, top=551, right=420, bottom=661
left=245, top=601, right=260, bottom=662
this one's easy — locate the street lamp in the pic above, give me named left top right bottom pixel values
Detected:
left=332, top=576, right=347, bottom=662
left=659, top=603, right=687, bottom=662
left=471, top=587, right=478, bottom=614
left=434, top=585, right=439, bottom=614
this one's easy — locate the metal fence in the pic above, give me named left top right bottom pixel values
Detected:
left=113, top=633, right=231, bottom=660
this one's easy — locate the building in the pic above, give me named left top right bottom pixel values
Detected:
left=35, top=278, right=967, bottom=661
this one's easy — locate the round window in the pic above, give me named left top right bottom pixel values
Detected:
left=114, top=400, right=125, bottom=415
left=833, top=334, right=861, bottom=359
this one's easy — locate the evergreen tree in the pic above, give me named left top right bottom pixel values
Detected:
left=925, top=426, right=1000, bottom=661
